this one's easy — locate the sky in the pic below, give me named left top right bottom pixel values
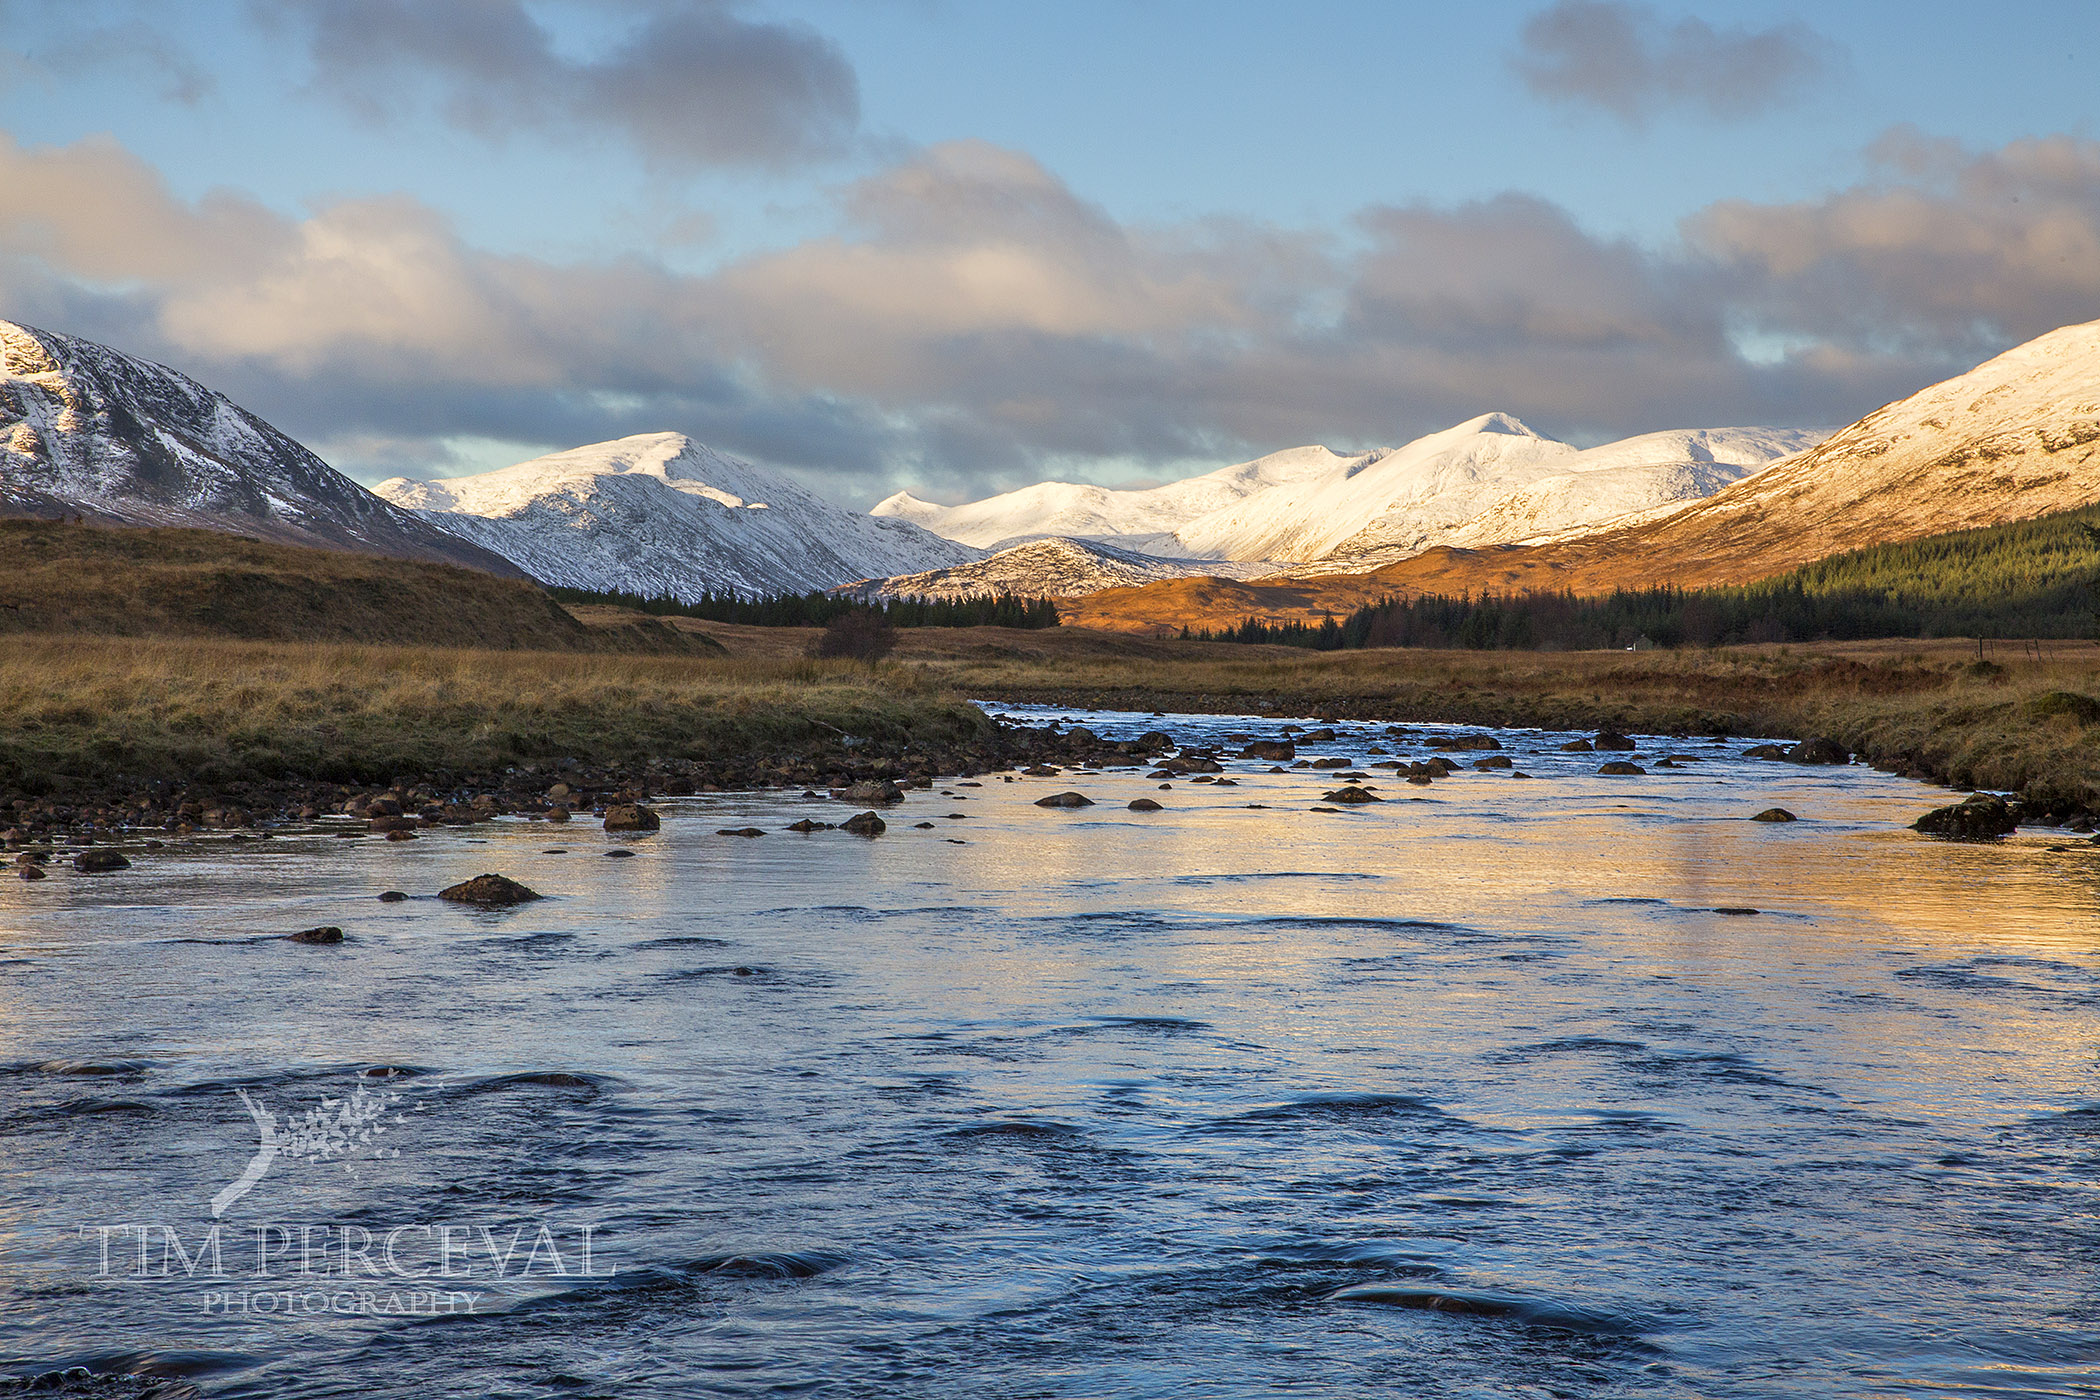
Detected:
left=2, top=0, right=2097, bottom=507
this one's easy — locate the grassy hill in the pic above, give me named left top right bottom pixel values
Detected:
left=1190, top=506, right=2100, bottom=650
left=0, top=519, right=708, bottom=652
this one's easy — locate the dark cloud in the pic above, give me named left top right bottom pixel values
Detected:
left=2, top=127, right=2097, bottom=504
left=266, top=0, right=861, bottom=169
left=1512, top=1, right=1835, bottom=124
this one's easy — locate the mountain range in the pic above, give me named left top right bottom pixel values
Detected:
left=1062, top=317, right=2100, bottom=631
left=0, top=319, right=519, bottom=575
left=375, top=434, right=979, bottom=601
left=877, top=417, right=1822, bottom=568
left=4, top=314, right=2095, bottom=632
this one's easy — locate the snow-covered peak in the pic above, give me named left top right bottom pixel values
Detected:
left=0, top=319, right=521, bottom=575
left=378, top=434, right=981, bottom=600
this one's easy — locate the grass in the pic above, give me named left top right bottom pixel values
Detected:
left=0, top=636, right=991, bottom=793
left=0, top=519, right=706, bottom=652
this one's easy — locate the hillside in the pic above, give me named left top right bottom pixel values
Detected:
left=1068, top=319, right=2100, bottom=630
left=853, top=536, right=1273, bottom=601
left=0, top=319, right=522, bottom=576
left=380, top=432, right=981, bottom=599
left=0, top=519, right=705, bottom=651
left=874, top=419, right=1816, bottom=565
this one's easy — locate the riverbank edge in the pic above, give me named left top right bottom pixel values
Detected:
left=969, top=682, right=2097, bottom=825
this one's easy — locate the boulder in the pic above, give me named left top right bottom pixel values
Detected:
left=288, top=926, right=344, bottom=945
left=1321, top=786, right=1383, bottom=804
left=438, top=873, right=543, bottom=906
left=1742, top=744, right=1788, bottom=760
left=1308, top=756, right=1354, bottom=769
left=603, top=803, right=662, bottom=833
left=19, top=865, right=45, bottom=881
left=1472, top=756, right=1514, bottom=770
left=1127, top=798, right=1163, bottom=811
left=1136, top=730, right=1173, bottom=751
left=1034, top=792, right=1095, bottom=808
left=369, top=815, right=417, bottom=834
left=716, top=827, right=764, bottom=838
left=836, top=780, right=905, bottom=804
left=841, top=810, right=887, bottom=836
left=378, top=891, right=409, bottom=902
left=1021, top=766, right=1061, bottom=777
left=545, top=807, right=572, bottom=823
left=1301, top=728, right=1338, bottom=742
left=1594, top=732, right=1637, bottom=751
left=786, top=819, right=836, bottom=832
left=1406, top=774, right=1434, bottom=786
left=1597, top=762, right=1646, bottom=776
left=1559, top=739, right=1594, bottom=752
left=1425, top=757, right=1460, bottom=775
left=1785, top=737, right=1848, bottom=765
left=1913, top=793, right=2019, bottom=839
left=1750, top=808, right=1797, bottom=823
left=1242, top=740, right=1296, bottom=761
left=73, top=850, right=131, bottom=872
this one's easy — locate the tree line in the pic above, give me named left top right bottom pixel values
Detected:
left=549, top=585, right=1060, bottom=630
left=1188, top=507, right=2100, bottom=650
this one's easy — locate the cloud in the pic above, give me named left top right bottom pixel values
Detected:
left=262, top=0, right=860, bottom=169
left=0, top=1, right=216, bottom=106
left=1512, top=1, right=1835, bottom=124
left=2, top=126, right=2097, bottom=503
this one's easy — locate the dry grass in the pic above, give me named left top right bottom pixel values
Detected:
left=0, top=635, right=987, bottom=791
left=0, top=519, right=704, bottom=652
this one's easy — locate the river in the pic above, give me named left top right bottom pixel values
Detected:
left=1, top=705, right=2096, bottom=1397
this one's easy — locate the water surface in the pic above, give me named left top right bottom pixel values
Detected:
left=1, top=707, right=2096, bottom=1397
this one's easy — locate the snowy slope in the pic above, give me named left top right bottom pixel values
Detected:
left=1568, top=319, right=2100, bottom=573
left=852, top=537, right=1276, bottom=601
left=1291, top=425, right=1826, bottom=571
left=378, top=433, right=982, bottom=599
left=871, top=445, right=1359, bottom=553
left=0, top=319, right=521, bottom=574
left=880, top=417, right=1820, bottom=567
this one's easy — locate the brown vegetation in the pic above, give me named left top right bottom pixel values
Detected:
left=0, top=519, right=705, bottom=652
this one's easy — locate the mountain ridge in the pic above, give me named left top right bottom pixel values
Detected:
left=0, top=319, right=524, bottom=576
left=379, top=432, right=983, bottom=600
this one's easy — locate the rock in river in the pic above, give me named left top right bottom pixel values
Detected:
left=1322, top=786, right=1383, bottom=804
left=1785, top=736, right=1848, bottom=765
left=288, top=926, right=344, bottom=944
left=73, top=850, right=131, bottom=873
left=835, top=780, right=905, bottom=804
left=1241, top=740, right=1295, bottom=761
left=603, top=803, right=661, bottom=833
left=1597, top=762, right=1646, bottom=776
left=1751, top=808, right=1797, bottom=823
left=1594, top=732, right=1637, bottom=751
left=1128, top=798, right=1163, bottom=811
left=439, top=873, right=543, bottom=906
left=841, top=811, right=887, bottom=836
left=1035, top=792, right=1095, bottom=808
left=1913, top=793, right=2019, bottom=839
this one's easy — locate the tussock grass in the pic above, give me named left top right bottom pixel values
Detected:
left=0, top=636, right=985, bottom=791
left=0, top=519, right=705, bottom=652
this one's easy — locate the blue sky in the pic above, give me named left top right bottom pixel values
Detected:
left=3, top=1, right=2097, bottom=503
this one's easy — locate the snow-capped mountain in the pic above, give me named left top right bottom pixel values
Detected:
left=1525, top=317, right=2100, bottom=585
left=871, top=445, right=1357, bottom=554
left=1284, top=422, right=1827, bottom=573
left=0, top=319, right=521, bottom=574
left=1066, top=316, right=2100, bottom=627
left=851, top=537, right=1276, bottom=601
left=378, top=433, right=982, bottom=600
left=878, top=417, right=1821, bottom=566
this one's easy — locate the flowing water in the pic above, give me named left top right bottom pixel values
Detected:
left=2, top=706, right=2098, bottom=1398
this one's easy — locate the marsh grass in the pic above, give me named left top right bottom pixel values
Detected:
left=0, top=636, right=982, bottom=790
